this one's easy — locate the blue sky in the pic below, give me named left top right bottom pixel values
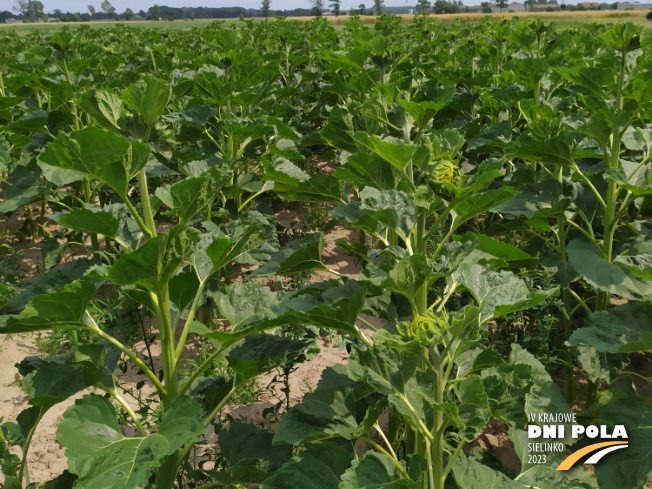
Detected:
left=26, top=0, right=421, bottom=13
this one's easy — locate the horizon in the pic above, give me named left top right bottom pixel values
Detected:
left=6, top=0, right=606, bottom=16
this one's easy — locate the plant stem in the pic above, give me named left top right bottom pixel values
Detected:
left=174, top=280, right=207, bottom=361
left=18, top=408, right=44, bottom=486
left=138, top=169, right=157, bottom=237
left=95, top=384, right=147, bottom=436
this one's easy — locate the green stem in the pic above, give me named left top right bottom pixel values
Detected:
left=138, top=169, right=157, bottom=237
left=155, top=287, right=177, bottom=410
left=123, top=197, right=154, bottom=239
left=95, top=384, right=147, bottom=437
left=174, top=280, right=208, bottom=361
left=441, top=440, right=466, bottom=480
left=364, top=437, right=410, bottom=478
left=18, top=408, right=45, bottom=486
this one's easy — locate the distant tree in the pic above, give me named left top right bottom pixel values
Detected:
left=481, top=1, right=492, bottom=12
left=357, top=2, right=367, bottom=13
left=310, top=0, right=324, bottom=15
left=181, top=7, right=188, bottom=19
left=42, top=13, right=48, bottom=21
left=100, top=0, right=115, bottom=18
left=149, top=3, right=160, bottom=19
left=495, top=0, right=508, bottom=10
left=191, top=11, right=195, bottom=20
left=433, top=0, right=460, bottom=12
left=72, top=12, right=82, bottom=21
left=59, top=13, right=68, bottom=21
left=88, top=4, right=95, bottom=20
left=330, top=0, right=341, bottom=15
left=261, top=0, right=271, bottom=19
left=373, top=0, right=384, bottom=14
left=13, top=0, right=29, bottom=20
left=124, top=7, right=133, bottom=19
left=415, top=0, right=431, bottom=13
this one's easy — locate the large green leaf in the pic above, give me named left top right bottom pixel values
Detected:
left=108, top=225, right=199, bottom=291
left=452, top=187, right=517, bottom=231
left=454, top=376, right=490, bottom=442
left=274, top=364, right=368, bottom=445
left=39, top=127, right=150, bottom=198
left=4, top=281, right=97, bottom=333
left=333, top=152, right=396, bottom=190
left=155, top=167, right=231, bottom=224
left=205, top=281, right=366, bottom=347
left=121, top=77, right=171, bottom=127
left=215, top=281, right=278, bottom=329
left=53, top=208, right=120, bottom=241
left=226, top=333, right=314, bottom=381
left=285, top=174, right=344, bottom=204
left=353, top=133, right=413, bottom=176
left=359, top=187, right=416, bottom=243
left=251, top=234, right=330, bottom=277
left=567, top=238, right=652, bottom=301
left=0, top=165, right=46, bottom=214
left=261, top=444, right=354, bottom=489
left=190, top=223, right=265, bottom=283
left=510, top=429, right=597, bottom=489
left=569, top=302, right=652, bottom=354
left=339, top=451, right=416, bottom=489
left=594, top=388, right=652, bottom=489
left=217, top=421, right=292, bottom=484
left=58, top=394, right=204, bottom=489
left=513, top=135, right=575, bottom=168
left=452, top=457, right=523, bottom=489
left=17, top=344, right=113, bottom=408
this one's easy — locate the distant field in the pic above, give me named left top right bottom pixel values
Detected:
left=0, top=18, right=238, bottom=35
left=0, top=9, right=650, bottom=34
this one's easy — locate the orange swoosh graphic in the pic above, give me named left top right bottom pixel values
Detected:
left=556, top=441, right=628, bottom=470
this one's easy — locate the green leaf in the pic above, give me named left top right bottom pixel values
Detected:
left=58, top=394, right=204, bottom=489
left=285, top=174, right=344, bottom=204
left=360, top=187, right=416, bottom=243
left=274, top=365, right=366, bottom=445
left=218, top=421, right=292, bottom=483
left=0, top=165, right=46, bottom=214
left=155, top=167, right=232, bottom=224
left=568, top=303, right=652, bottom=354
left=353, top=133, right=413, bottom=176
left=513, top=135, right=575, bottom=167
left=38, top=160, right=86, bottom=186
left=226, top=333, right=313, bottom=381
left=251, top=234, right=329, bottom=278
left=5, top=281, right=96, bottom=333
left=593, top=388, right=652, bottom=489
left=567, top=238, right=652, bottom=301
left=121, top=77, right=171, bottom=127
left=77, top=89, right=124, bottom=131
left=261, top=444, right=354, bottom=489
left=399, top=100, right=443, bottom=132
left=168, top=271, right=200, bottom=313
left=452, top=187, right=517, bottom=231
left=454, top=377, right=490, bottom=442
left=18, top=344, right=112, bottom=408
left=575, top=345, right=628, bottom=383
left=53, top=208, right=120, bottom=240
left=205, top=281, right=366, bottom=347
left=1, top=258, right=98, bottom=315
left=452, top=457, right=523, bottom=489
left=510, top=429, right=597, bottom=489
left=455, top=263, right=554, bottom=323
left=333, top=152, right=396, bottom=190
left=339, top=451, right=416, bottom=489
left=39, top=127, right=150, bottom=198
left=108, top=226, right=199, bottom=291
left=215, top=282, right=278, bottom=329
